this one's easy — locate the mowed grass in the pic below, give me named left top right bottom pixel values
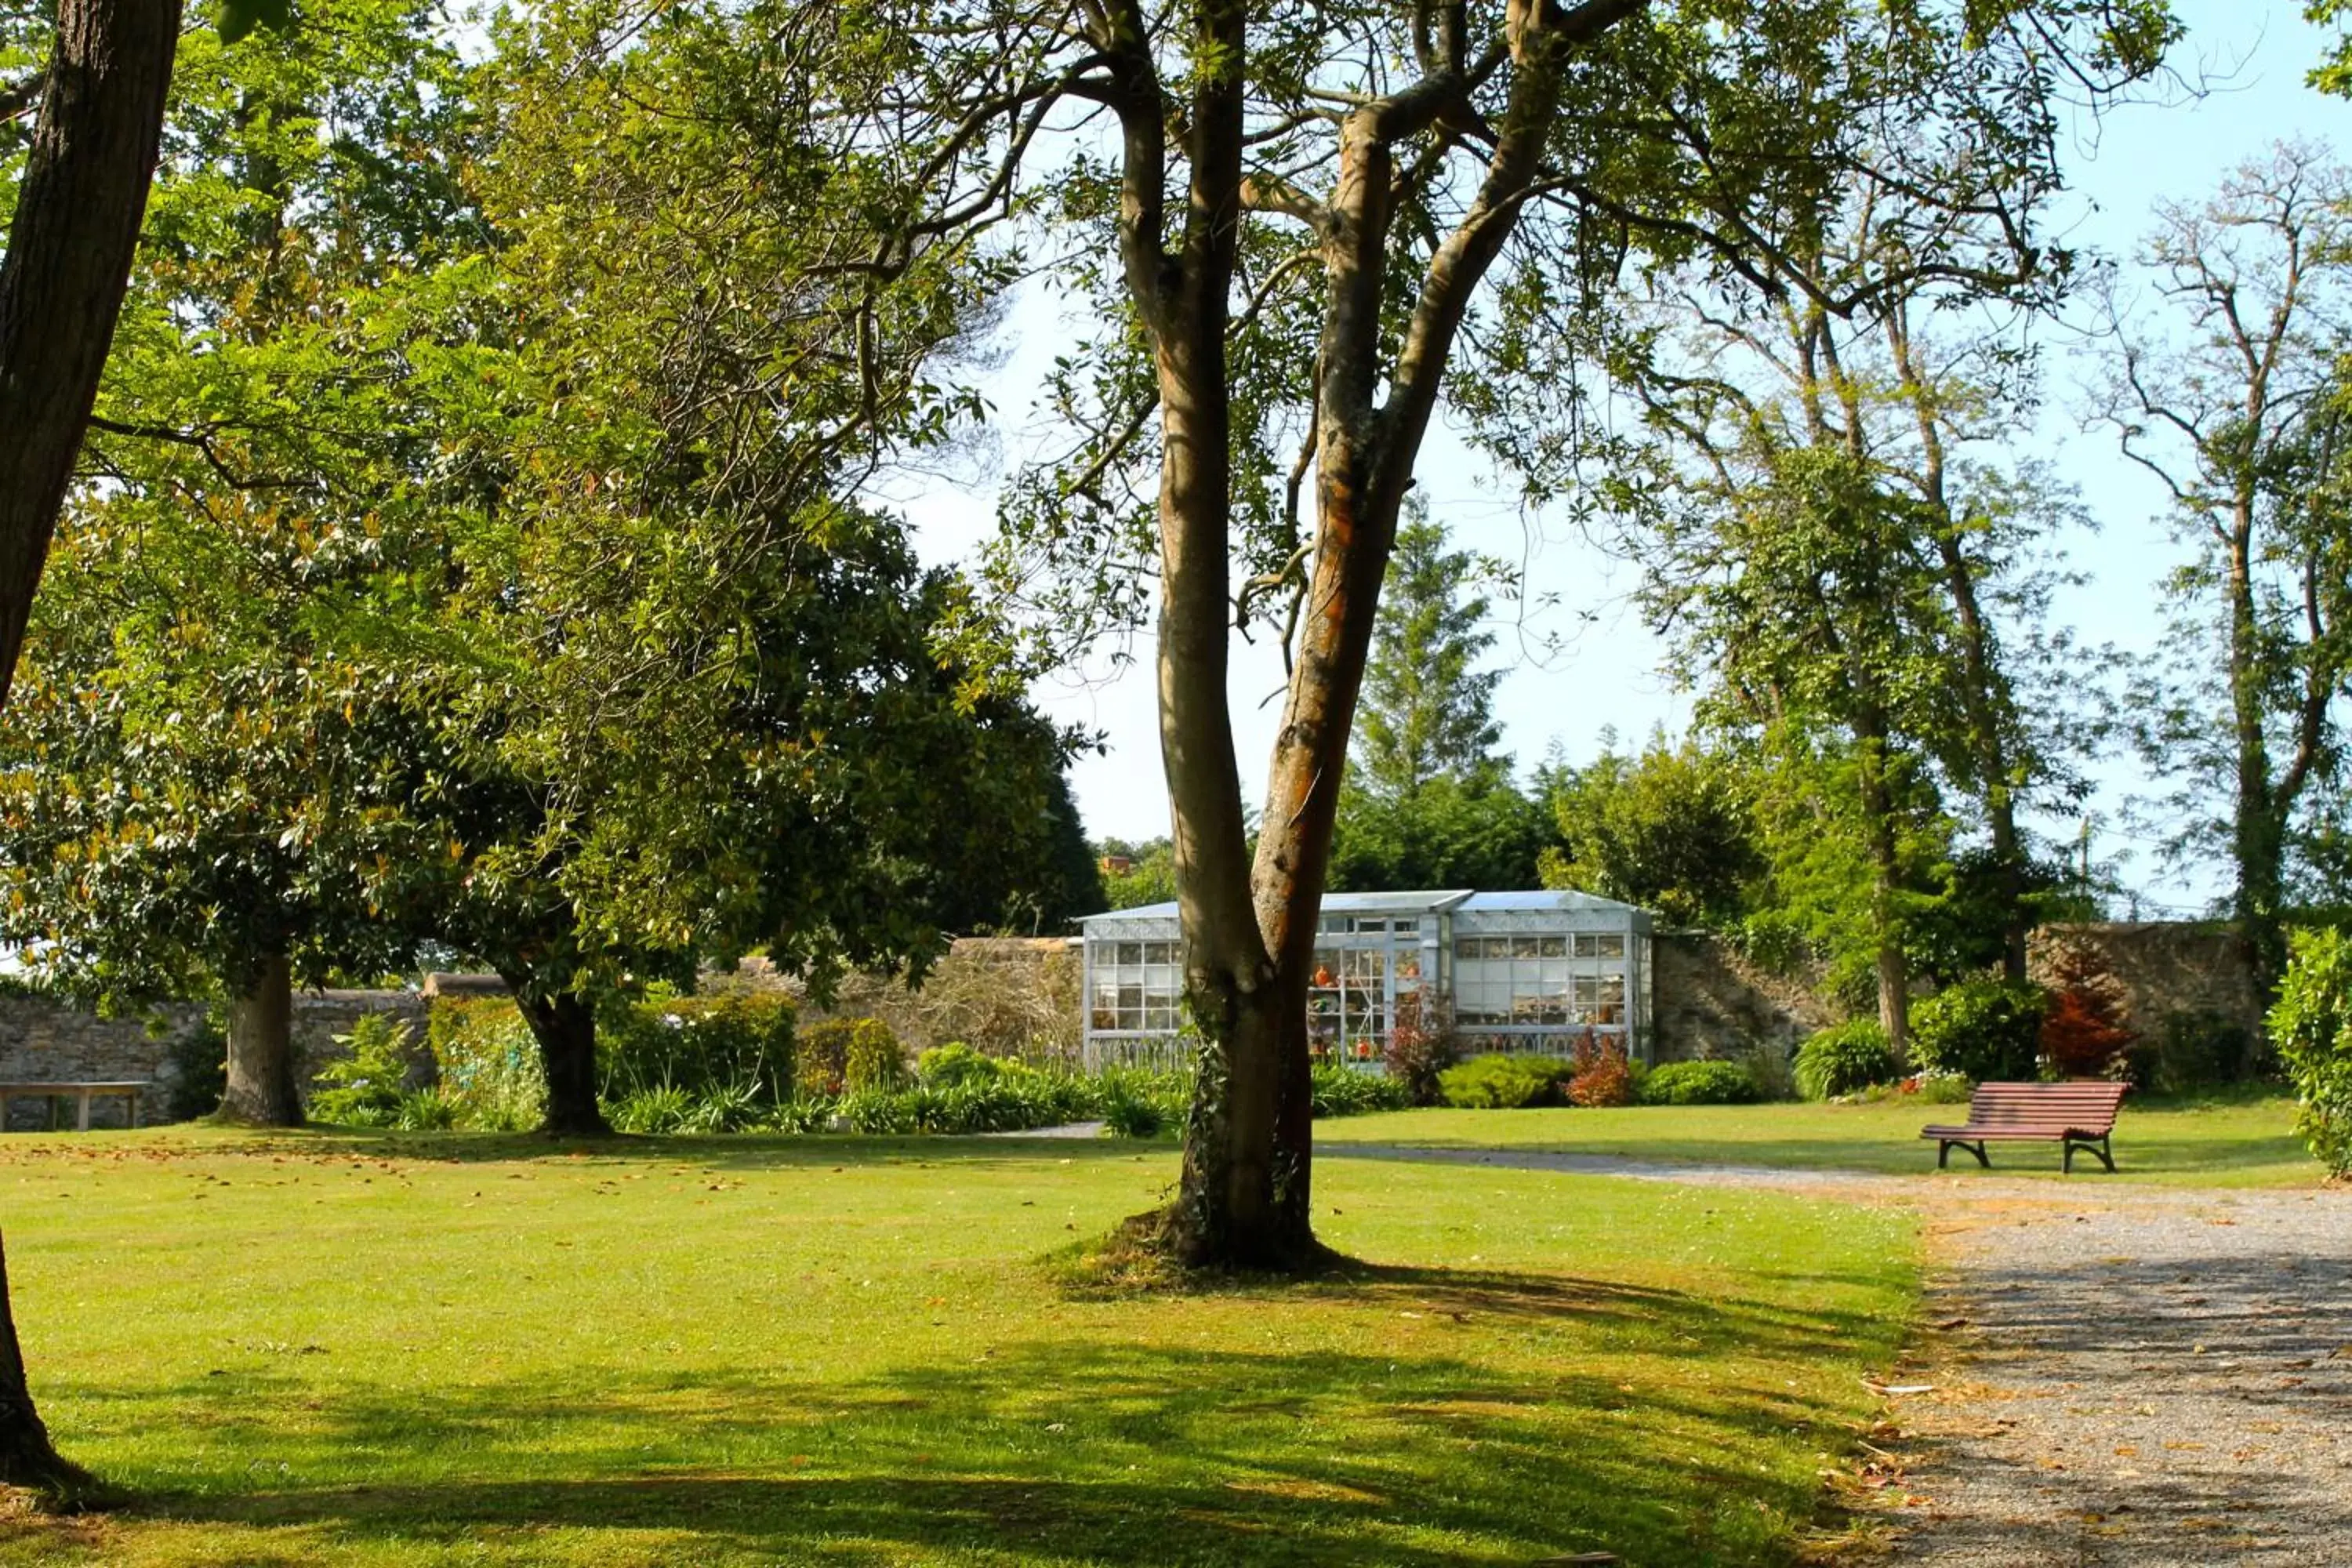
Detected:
left=0, top=1125, right=1916, bottom=1567
left=1317, top=1088, right=2318, bottom=1187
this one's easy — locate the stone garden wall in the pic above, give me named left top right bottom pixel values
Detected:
left=2027, top=921, right=2262, bottom=1037
left=1648, top=933, right=1837, bottom=1064
left=0, top=988, right=426, bottom=1130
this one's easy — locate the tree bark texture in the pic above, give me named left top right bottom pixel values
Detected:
left=0, top=1234, right=94, bottom=1498
left=0, top=0, right=183, bottom=706
left=517, top=989, right=608, bottom=1136
left=220, top=950, right=303, bottom=1127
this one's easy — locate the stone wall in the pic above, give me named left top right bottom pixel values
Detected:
left=1648, top=933, right=1836, bottom=1064
left=0, top=988, right=425, bottom=1130
left=2027, top=922, right=2261, bottom=1037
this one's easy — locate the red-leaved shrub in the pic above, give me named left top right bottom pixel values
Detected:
left=2039, top=938, right=2135, bottom=1077
left=1568, top=1029, right=1635, bottom=1108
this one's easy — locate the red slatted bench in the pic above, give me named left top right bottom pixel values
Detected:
left=1920, top=1080, right=2128, bottom=1173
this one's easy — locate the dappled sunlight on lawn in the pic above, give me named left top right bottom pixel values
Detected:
left=0, top=1129, right=1916, bottom=1566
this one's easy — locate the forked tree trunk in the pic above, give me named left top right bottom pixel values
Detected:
left=0, top=0, right=183, bottom=1498
left=220, top=950, right=302, bottom=1127
left=1120, top=0, right=1594, bottom=1270
left=516, top=989, right=607, bottom=1136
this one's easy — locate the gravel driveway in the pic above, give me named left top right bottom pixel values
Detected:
left=1322, top=1145, right=2351, bottom=1565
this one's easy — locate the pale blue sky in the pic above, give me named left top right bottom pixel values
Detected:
left=897, top=1, right=2350, bottom=914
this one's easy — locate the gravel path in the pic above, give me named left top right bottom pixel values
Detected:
left=1878, top=1187, right=2352, bottom=1566
left=1321, top=1144, right=2352, bottom=1565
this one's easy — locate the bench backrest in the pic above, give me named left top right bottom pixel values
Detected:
left=1967, top=1080, right=2127, bottom=1132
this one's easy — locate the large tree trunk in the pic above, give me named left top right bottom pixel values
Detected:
left=220, top=950, right=302, bottom=1127
left=1854, top=723, right=1912, bottom=1058
left=2225, top=516, right=2289, bottom=998
left=0, top=0, right=183, bottom=1499
left=516, top=989, right=607, bottom=1136
left=0, top=0, right=183, bottom=706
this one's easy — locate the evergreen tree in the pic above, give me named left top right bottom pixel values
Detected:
left=1353, top=496, right=1505, bottom=797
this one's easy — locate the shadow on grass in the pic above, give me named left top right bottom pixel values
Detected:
left=64, top=1321, right=1878, bottom=1566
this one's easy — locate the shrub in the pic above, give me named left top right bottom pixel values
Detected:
left=310, top=1013, right=424, bottom=1127
left=1911, top=1071, right=1973, bottom=1105
left=2270, top=926, right=2352, bottom=1178
left=427, top=996, right=546, bottom=1131
left=161, top=1011, right=227, bottom=1122
left=599, top=991, right=796, bottom=1105
left=1793, top=1020, right=1896, bottom=1101
left=844, top=1018, right=906, bottom=1091
left=1640, top=1059, right=1762, bottom=1106
left=1567, top=1033, right=1635, bottom=1108
left=794, top=1019, right=856, bottom=1097
left=1310, top=1064, right=1410, bottom=1118
left=391, top=1088, right=458, bottom=1130
left=917, top=1042, right=1004, bottom=1087
left=2038, top=937, right=2135, bottom=1077
left=2137, top=1009, right=2253, bottom=1093
left=1381, top=993, right=1459, bottom=1107
left=1439, top=1054, right=1573, bottom=1109
left=1910, top=979, right=2044, bottom=1083
left=1094, top=1065, right=1192, bottom=1138
left=609, top=1085, right=696, bottom=1134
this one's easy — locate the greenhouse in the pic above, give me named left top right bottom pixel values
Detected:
left=1076, top=889, right=1655, bottom=1071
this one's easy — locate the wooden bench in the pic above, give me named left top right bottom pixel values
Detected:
left=0, top=1081, right=146, bottom=1132
left=1920, top=1080, right=2127, bottom=1173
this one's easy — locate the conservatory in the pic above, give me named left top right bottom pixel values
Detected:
left=1076, top=888, right=1654, bottom=1071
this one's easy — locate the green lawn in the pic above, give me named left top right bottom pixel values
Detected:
left=0, top=1125, right=1916, bottom=1566
left=1317, top=1088, right=2318, bottom=1187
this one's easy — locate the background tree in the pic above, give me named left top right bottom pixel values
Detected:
left=0, top=0, right=483, bottom=1127
left=1541, top=731, right=1762, bottom=927
left=1353, top=495, right=1508, bottom=796
left=2096, top=143, right=2352, bottom=999
left=1327, top=774, right=1551, bottom=891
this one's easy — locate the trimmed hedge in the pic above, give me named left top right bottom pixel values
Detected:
left=1439, top=1054, right=1573, bottom=1109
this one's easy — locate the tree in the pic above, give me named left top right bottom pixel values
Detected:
left=0, top=0, right=276, bottom=1497
left=1541, top=731, right=1762, bottom=927
left=799, top=0, right=2173, bottom=1265
left=1328, top=774, right=1549, bottom=891
left=1098, top=837, right=1179, bottom=910
left=1354, top=496, right=1506, bottom=797
left=0, top=0, right=487, bottom=1128
left=2094, top=144, right=2352, bottom=998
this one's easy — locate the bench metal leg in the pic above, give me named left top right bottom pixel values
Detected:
left=2064, top=1136, right=2115, bottom=1174
left=76, top=1091, right=92, bottom=1132
left=1940, top=1140, right=1990, bottom=1170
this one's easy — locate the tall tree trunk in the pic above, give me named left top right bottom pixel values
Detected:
left=2224, top=517, right=2288, bottom=997
left=1854, top=722, right=1912, bottom=1058
left=0, top=0, right=182, bottom=1499
left=220, top=950, right=302, bottom=1127
left=0, top=0, right=182, bottom=706
left=516, top=989, right=607, bottom=1136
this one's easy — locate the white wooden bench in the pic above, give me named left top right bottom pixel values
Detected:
left=0, top=1081, right=147, bottom=1131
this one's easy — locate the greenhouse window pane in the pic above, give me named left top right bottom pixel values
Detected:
left=1117, top=942, right=1143, bottom=967
left=1595, top=934, right=1627, bottom=958
left=1538, top=935, right=1567, bottom=958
